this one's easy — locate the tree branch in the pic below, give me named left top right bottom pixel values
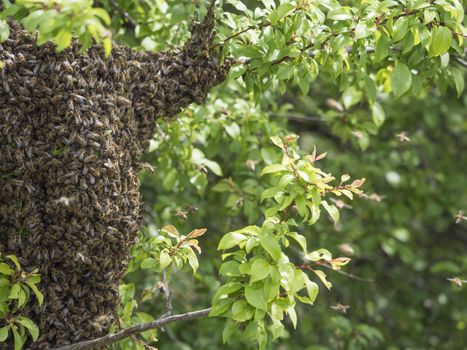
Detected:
left=452, top=55, right=467, bottom=69
left=107, top=0, right=138, bottom=28
left=51, top=308, right=212, bottom=350
left=160, top=269, right=173, bottom=317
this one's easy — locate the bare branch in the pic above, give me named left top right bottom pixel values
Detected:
left=161, top=269, right=173, bottom=316
left=319, top=262, right=375, bottom=283
left=51, top=308, right=212, bottom=350
left=452, top=55, right=467, bottom=69
left=108, top=0, right=138, bottom=28
left=291, top=246, right=374, bottom=283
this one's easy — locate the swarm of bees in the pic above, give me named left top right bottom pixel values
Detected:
left=0, top=5, right=229, bottom=348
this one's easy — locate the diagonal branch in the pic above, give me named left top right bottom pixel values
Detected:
left=452, top=55, right=467, bottom=69
left=107, top=0, right=138, bottom=28
left=160, top=269, right=173, bottom=316
left=51, top=308, right=212, bottom=350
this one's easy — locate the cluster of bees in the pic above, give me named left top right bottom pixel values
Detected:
left=0, top=5, right=229, bottom=348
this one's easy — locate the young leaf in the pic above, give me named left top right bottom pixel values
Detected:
left=321, top=201, right=340, bottom=224
left=0, top=326, right=9, bottom=342
left=250, top=259, right=271, bottom=283
left=259, top=233, right=281, bottom=261
left=159, top=251, right=172, bottom=270
left=17, top=317, right=39, bottom=342
left=25, top=281, right=43, bottom=305
left=428, top=27, right=452, bottom=57
left=305, top=280, right=319, bottom=304
left=209, top=298, right=233, bottom=317
left=0, top=263, right=12, bottom=276
left=218, top=232, right=247, bottom=250
left=6, top=255, right=20, bottom=270
left=187, top=228, right=207, bottom=238
left=261, top=164, right=288, bottom=175
left=390, top=63, right=412, bottom=98
left=245, top=284, right=267, bottom=311
left=392, top=17, right=409, bottom=42
left=12, top=326, right=23, bottom=350
left=312, top=269, right=332, bottom=290
left=162, top=225, right=179, bottom=238
left=141, top=258, right=158, bottom=270
left=55, top=28, right=72, bottom=52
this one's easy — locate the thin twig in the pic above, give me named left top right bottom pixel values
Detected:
left=108, top=0, right=138, bottom=28
left=452, top=55, right=467, bottom=69
left=51, top=308, right=212, bottom=350
left=270, top=113, right=324, bottom=124
left=291, top=246, right=374, bottom=283
left=161, top=269, right=173, bottom=316
left=319, top=262, right=375, bottom=283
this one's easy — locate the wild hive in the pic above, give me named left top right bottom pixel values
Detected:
left=0, top=7, right=229, bottom=349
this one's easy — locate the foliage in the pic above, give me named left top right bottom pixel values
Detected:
left=0, top=0, right=112, bottom=54
left=210, top=136, right=364, bottom=347
left=0, top=255, right=43, bottom=350
left=1, top=0, right=466, bottom=349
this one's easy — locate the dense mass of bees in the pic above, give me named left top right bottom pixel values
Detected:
left=0, top=6, right=229, bottom=348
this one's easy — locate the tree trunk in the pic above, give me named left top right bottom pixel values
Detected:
left=0, top=8, right=228, bottom=348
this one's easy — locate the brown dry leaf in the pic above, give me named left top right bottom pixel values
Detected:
left=187, top=228, right=207, bottom=239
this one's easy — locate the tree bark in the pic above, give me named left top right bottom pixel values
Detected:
left=0, top=7, right=228, bottom=349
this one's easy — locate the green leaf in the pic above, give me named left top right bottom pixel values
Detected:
left=374, top=30, right=389, bottom=62
left=390, top=63, right=412, bottom=98
left=218, top=232, right=247, bottom=250
left=270, top=136, right=284, bottom=149
left=0, top=19, right=10, bottom=43
left=313, top=269, right=332, bottom=290
left=209, top=298, right=233, bottom=317
left=7, top=255, right=20, bottom=270
left=245, top=284, right=267, bottom=311
left=428, top=27, right=452, bottom=57
left=17, top=287, right=27, bottom=308
left=103, top=37, right=112, bottom=57
left=295, top=195, right=307, bottom=217
left=9, top=283, right=20, bottom=299
left=250, top=259, right=271, bottom=283
left=305, top=248, right=332, bottom=262
left=286, top=306, right=297, bottom=328
left=55, top=28, right=72, bottom=52
left=321, top=200, right=340, bottom=224
left=260, top=187, right=281, bottom=202
left=449, top=68, right=465, bottom=97
left=0, top=326, right=9, bottom=342
left=91, top=8, right=111, bottom=25
left=305, top=280, right=319, bottom=304
left=17, top=316, right=39, bottom=341
left=261, top=164, right=288, bottom=175
left=213, top=282, right=243, bottom=303
left=372, top=102, right=386, bottom=127
left=0, top=263, right=12, bottom=275
left=141, top=258, right=158, bottom=270
left=186, top=249, right=199, bottom=273
left=270, top=3, right=295, bottom=24
left=12, top=326, right=22, bottom=350
left=224, top=122, right=241, bottom=139
left=231, top=300, right=254, bottom=322
left=159, top=251, right=172, bottom=270
left=259, top=233, right=281, bottom=261
left=392, top=17, right=409, bottom=42
left=205, top=160, right=223, bottom=176
left=119, top=283, right=135, bottom=305
left=328, top=8, right=352, bottom=21
left=290, top=269, right=305, bottom=293
left=222, top=320, right=237, bottom=343
left=286, top=232, right=307, bottom=253
left=219, top=261, right=242, bottom=277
